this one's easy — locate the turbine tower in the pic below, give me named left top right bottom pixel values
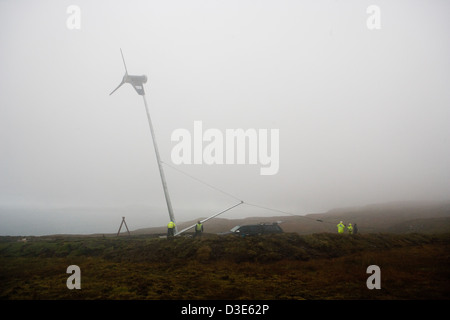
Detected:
left=110, top=49, right=177, bottom=234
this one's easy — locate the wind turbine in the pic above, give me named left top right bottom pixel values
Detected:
left=110, top=49, right=148, bottom=96
left=110, top=49, right=243, bottom=236
left=110, top=49, right=178, bottom=234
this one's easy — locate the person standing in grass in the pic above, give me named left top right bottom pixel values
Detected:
left=167, top=220, right=176, bottom=237
left=193, top=221, right=203, bottom=239
left=347, top=223, right=353, bottom=234
left=337, top=221, right=345, bottom=234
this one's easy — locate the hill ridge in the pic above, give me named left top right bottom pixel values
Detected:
left=132, top=201, right=450, bottom=235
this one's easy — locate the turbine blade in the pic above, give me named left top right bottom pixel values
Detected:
left=120, top=48, right=128, bottom=74
left=109, top=80, right=125, bottom=96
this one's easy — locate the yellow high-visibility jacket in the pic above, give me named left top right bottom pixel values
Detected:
left=347, top=224, right=353, bottom=234
left=167, top=221, right=176, bottom=229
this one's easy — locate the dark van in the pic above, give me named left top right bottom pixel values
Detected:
left=220, top=223, right=283, bottom=237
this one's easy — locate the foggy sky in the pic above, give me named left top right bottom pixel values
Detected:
left=1, top=0, right=450, bottom=235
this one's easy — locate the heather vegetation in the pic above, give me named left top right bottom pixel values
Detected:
left=1, top=233, right=449, bottom=299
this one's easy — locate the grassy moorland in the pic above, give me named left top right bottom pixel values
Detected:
left=0, top=232, right=449, bottom=300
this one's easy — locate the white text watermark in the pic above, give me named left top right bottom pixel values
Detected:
left=171, top=121, right=279, bottom=176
